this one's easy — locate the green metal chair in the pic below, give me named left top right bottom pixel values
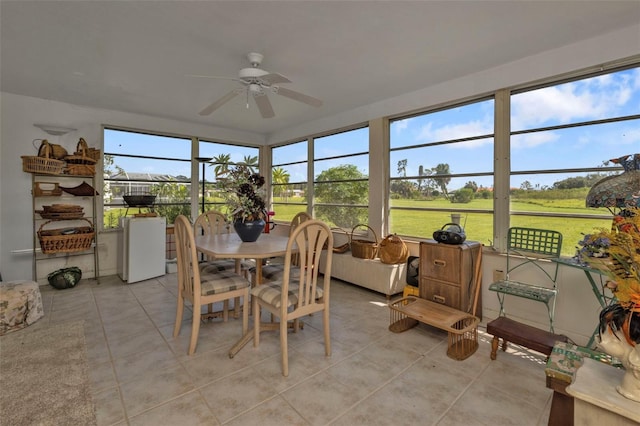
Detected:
left=489, top=227, right=563, bottom=332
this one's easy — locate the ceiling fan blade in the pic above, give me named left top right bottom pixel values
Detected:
left=199, top=90, right=240, bottom=116
left=186, top=74, right=243, bottom=83
left=253, top=94, right=275, bottom=118
left=259, top=73, right=291, bottom=85
left=274, top=86, right=323, bottom=107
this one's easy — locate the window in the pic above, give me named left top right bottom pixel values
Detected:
left=509, top=66, right=640, bottom=255
left=271, top=141, right=308, bottom=223
left=198, top=140, right=260, bottom=215
left=313, top=127, right=369, bottom=228
left=389, top=98, right=495, bottom=243
left=103, top=128, right=192, bottom=229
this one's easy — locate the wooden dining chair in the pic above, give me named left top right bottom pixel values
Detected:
left=250, top=219, right=333, bottom=376
left=257, top=211, right=312, bottom=283
left=195, top=210, right=250, bottom=317
left=173, top=215, right=250, bottom=355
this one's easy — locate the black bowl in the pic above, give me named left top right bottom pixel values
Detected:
left=123, top=195, right=156, bottom=207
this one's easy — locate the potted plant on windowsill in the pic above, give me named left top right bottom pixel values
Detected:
left=215, top=162, right=266, bottom=242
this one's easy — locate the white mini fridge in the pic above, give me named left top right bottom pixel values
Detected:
left=118, top=216, right=166, bottom=283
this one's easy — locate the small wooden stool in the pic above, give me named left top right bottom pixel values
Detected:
left=487, top=316, right=568, bottom=360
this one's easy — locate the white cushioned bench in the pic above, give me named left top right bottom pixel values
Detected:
left=319, top=251, right=406, bottom=299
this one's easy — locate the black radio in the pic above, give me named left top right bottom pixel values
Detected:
left=433, top=223, right=466, bottom=245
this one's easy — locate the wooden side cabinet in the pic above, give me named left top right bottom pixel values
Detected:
left=419, top=240, right=482, bottom=319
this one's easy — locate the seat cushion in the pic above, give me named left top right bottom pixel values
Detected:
left=250, top=282, right=323, bottom=308
left=199, top=270, right=250, bottom=296
left=259, top=264, right=301, bottom=282
left=199, top=259, right=253, bottom=274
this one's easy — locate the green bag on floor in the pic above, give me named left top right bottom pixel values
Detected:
left=47, top=267, right=82, bottom=290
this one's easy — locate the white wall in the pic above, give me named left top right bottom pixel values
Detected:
left=0, top=93, right=265, bottom=282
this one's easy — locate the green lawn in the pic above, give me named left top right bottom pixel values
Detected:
left=273, top=196, right=612, bottom=257
left=105, top=195, right=612, bottom=258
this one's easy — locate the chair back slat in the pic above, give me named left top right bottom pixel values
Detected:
left=175, top=215, right=200, bottom=301
left=284, top=220, right=333, bottom=309
left=194, top=210, right=229, bottom=236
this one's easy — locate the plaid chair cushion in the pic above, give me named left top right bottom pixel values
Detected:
left=199, top=259, right=254, bottom=274
left=259, top=264, right=301, bottom=282
left=200, top=270, right=250, bottom=296
left=250, top=282, right=323, bottom=308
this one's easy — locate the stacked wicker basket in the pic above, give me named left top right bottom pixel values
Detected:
left=22, top=138, right=100, bottom=176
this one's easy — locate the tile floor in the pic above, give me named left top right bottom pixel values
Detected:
left=34, top=274, right=553, bottom=425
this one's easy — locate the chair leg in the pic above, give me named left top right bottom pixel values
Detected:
left=241, top=293, right=249, bottom=334
left=323, top=308, right=331, bottom=357
left=280, top=316, right=289, bottom=377
left=173, top=294, right=184, bottom=338
left=223, top=300, right=229, bottom=322
left=253, top=297, right=260, bottom=347
left=188, top=309, right=201, bottom=355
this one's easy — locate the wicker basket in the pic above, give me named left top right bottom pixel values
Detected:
left=38, top=218, right=95, bottom=254
left=379, top=233, right=409, bottom=264
left=74, top=138, right=101, bottom=162
left=59, top=181, right=99, bottom=196
left=350, top=224, right=378, bottom=259
left=33, top=182, right=63, bottom=197
left=22, top=142, right=66, bottom=175
left=65, top=163, right=96, bottom=176
left=37, top=139, right=67, bottom=160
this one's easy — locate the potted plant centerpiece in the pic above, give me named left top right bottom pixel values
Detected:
left=215, top=162, right=267, bottom=242
left=582, top=210, right=640, bottom=401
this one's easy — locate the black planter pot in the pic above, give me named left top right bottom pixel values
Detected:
left=233, top=219, right=265, bottom=242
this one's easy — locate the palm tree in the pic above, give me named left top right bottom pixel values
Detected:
left=432, top=163, right=451, bottom=200
left=272, top=167, right=290, bottom=199
left=212, top=153, right=231, bottom=177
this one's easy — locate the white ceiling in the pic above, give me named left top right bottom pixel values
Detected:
left=2, top=1, right=640, bottom=138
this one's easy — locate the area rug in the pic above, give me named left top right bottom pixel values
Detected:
left=0, top=321, right=97, bottom=425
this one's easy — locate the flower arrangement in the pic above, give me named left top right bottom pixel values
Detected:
left=214, top=162, right=266, bottom=222
left=575, top=233, right=611, bottom=262
left=582, top=211, right=640, bottom=346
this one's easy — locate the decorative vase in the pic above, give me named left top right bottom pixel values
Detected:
left=233, top=219, right=265, bottom=242
left=598, top=313, right=640, bottom=402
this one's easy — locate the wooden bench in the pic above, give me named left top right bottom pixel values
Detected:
left=487, top=316, right=568, bottom=360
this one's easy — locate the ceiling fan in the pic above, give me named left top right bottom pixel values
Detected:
left=190, top=52, right=323, bottom=119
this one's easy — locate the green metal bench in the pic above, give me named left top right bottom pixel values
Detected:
left=489, top=227, right=563, bottom=332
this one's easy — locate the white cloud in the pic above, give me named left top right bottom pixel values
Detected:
left=511, top=131, right=559, bottom=149
left=512, top=71, right=640, bottom=129
left=393, top=118, right=410, bottom=132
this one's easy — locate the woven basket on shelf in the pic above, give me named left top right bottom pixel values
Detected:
left=22, top=142, right=66, bottom=175
left=74, top=138, right=100, bottom=162
left=38, top=218, right=95, bottom=254
left=36, top=139, right=67, bottom=160
left=350, top=224, right=378, bottom=259
left=65, top=163, right=96, bottom=176
left=379, top=233, right=409, bottom=264
left=33, top=182, right=63, bottom=197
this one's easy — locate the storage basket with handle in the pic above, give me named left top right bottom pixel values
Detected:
left=38, top=218, right=95, bottom=254
left=22, top=141, right=66, bottom=175
left=74, top=138, right=101, bottom=162
left=350, top=224, right=378, bottom=259
left=65, top=138, right=97, bottom=176
left=379, top=233, right=409, bottom=264
left=36, top=139, right=67, bottom=160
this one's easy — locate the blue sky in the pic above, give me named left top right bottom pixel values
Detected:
left=106, top=67, right=640, bottom=189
